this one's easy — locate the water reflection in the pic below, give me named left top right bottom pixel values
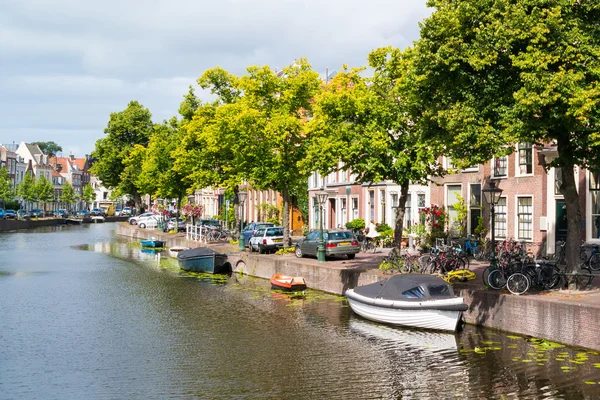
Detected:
left=2, top=224, right=600, bottom=399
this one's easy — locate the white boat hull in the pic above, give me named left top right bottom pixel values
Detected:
left=346, top=289, right=465, bottom=332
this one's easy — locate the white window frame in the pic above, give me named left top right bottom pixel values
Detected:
left=495, top=196, right=508, bottom=239
left=516, top=142, right=534, bottom=177
left=351, top=196, right=359, bottom=221
left=492, top=156, right=508, bottom=178
left=445, top=184, right=462, bottom=234
left=516, top=196, right=534, bottom=241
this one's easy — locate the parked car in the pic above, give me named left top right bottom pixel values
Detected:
left=54, top=209, right=69, bottom=218
left=4, top=209, right=16, bottom=219
left=242, top=222, right=275, bottom=247
left=249, top=226, right=285, bottom=254
left=137, top=215, right=160, bottom=229
left=121, top=207, right=133, bottom=217
left=166, top=217, right=185, bottom=232
left=0, top=208, right=5, bottom=219
left=78, top=210, right=90, bottom=217
left=17, top=209, right=30, bottom=219
left=30, top=209, right=45, bottom=218
left=91, top=208, right=106, bottom=217
left=295, top=229, right=360, bottom=260
left=128, top=212, right=155, bottom=225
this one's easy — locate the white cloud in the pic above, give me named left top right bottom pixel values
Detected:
left=0, top=0, right=432, bottom=153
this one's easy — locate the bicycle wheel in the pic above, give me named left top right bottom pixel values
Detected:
left=588, top=253, right=600, bottom=271
left=487, top=269, right=507, bottom=290
left=481, top=266, right=495, bottom=286
left=575, top=266, right=593, bottom=289
left=543, top=265, right=562, bottom=290
left=507, top=272, right=530, bottom=295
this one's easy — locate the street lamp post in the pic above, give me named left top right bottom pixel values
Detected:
left=238, top=191, right=247, bottom=251
left=316, top=190, right=329, bottom=262
left=482, top=181, right=503, bottom=267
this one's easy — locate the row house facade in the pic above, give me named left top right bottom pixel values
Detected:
left=189, top=186, right=305, bottom=234
left=1, top=143, right=27, bottom=188
left=306, top=167, right=430, bottom=233
left=429, top=142, right=599, bottom=257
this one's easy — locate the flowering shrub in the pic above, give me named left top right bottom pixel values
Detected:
left=419, top=204, right=448, bottom=248
left=181, top=203, right=203, bottom=219
left=151, top=203, right=170, bottom=217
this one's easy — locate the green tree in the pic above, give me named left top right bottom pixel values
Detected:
left=82, top=183, right=96, bottom=208
left=35, top=175, right=54, bottom=212
left=140, top=119, right=189, bottom=231
left=0, top=167, right=15, bottom=205
left=91, top=101, right=153, bottom=209
left=31, top=141, right=62, bottom=157
left=237, top=59, right=322, bottom=247
left=306, top=49, right=443, bottom=248
left=60, top=181, right=76, bottom=209
left=18, top=173, right=36, bottom=210
left=412, top=0, right=600, bottom=276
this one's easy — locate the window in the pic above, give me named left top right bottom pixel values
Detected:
left=369, top=190, right=375, bottom=222
left=446, top=185, right=462, bottom=233
left=470, top=184, right=482, bottom=235
left=380, top=190, right=386, bottom=223
left=417, top=193, right=426, bottom=224
left=495, top=197, right=507, bottom=239
left=445, top=157, right=455, bottom=170
left=313, top=197, right=319, bottom=225
left=517, top=197, right=533, bottom=240
left=555, top=168, right=563, bottom=195
left=493, top=156, right=508, bottom=177
left=518, top=142, right=533, bottom=175
left=404, top=194, right=411, bottom=228
left=352, top=197, right=359, bottom=220
left=591, top=171, right=600, bottom=239
left=341, top=198, right=347, bottom=226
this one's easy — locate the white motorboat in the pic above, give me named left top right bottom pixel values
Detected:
left=345, top=274, right=468, bottom=332
left=168, top=246, right=190, bottom=258
left=91, top=215, right=105, bottom=223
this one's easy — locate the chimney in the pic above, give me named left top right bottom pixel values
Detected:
left=70, top=154, right=75, bottom=161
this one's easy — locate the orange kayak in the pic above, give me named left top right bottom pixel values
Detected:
left=270, top=274, right=307, bottom=292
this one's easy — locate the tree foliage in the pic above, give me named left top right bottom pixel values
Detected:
left=18, top=173, right=36, bottom=208
left=0, top=167, right=15, bottom=203
left=82, top=183, right=96, bottom=205
left=31, top=141, right=62, bottom=157
left=35, top=175, right=54, bottom=207
left=413, top=0, right=600, bottom=273
left=91, top=101, right=153, bottom=206
left=60, top=181, right=76, bottom=207
left=306, top=49, right=443, bottom=247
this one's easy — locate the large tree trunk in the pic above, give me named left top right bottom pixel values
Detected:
left=282, top=187, right=290, bottom=248
left=393, top=182, right=409, bottom=249
left=555, top=133, right=582, bottom=289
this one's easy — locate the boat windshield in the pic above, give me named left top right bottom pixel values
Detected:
left=401, top=286, right=427, bottom=299
left=428, top=284, right=452, bottom=297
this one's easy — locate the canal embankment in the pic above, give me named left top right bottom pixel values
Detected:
left=118, top=222, right=600, bottom=351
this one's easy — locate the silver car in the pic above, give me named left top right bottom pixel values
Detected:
left=249, top=227, right=284, bottom=254
left=295, top=229, right=360, bottom=260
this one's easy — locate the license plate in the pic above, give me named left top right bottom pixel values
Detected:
left=339, top=241, right=351, bottom=246
left=273, top=239, right=282, bottom=242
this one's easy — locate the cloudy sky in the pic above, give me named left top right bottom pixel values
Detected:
left=0, top=0, right=431, bottom=156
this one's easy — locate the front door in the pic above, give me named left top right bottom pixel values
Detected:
left=329, top=198, right=336, bottom=229
left=556, top=199, right=567, bottom=243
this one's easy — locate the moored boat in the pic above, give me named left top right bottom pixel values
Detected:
left=345, top=274, right=468, bottom=332
left=168, top=246, right=190, bottom=258
left=141, top=239, right=166, bottom=248
left=177, top=247, right=229, bottom=274
left=270, top=274, right=307, bottom=292
left=91, top=216, right=105, bottom=223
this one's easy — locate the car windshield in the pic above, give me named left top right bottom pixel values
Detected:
left=266, top=228, right=283, bottom=237
left=254, top=229, right=266, bottom=236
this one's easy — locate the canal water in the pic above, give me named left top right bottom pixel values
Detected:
left=1, top=224, right=599, bottom=399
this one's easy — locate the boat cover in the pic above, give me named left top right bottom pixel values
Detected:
left=354, top=274, right=455, bottom=302
left=177, top=247, right=224, bottom=260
